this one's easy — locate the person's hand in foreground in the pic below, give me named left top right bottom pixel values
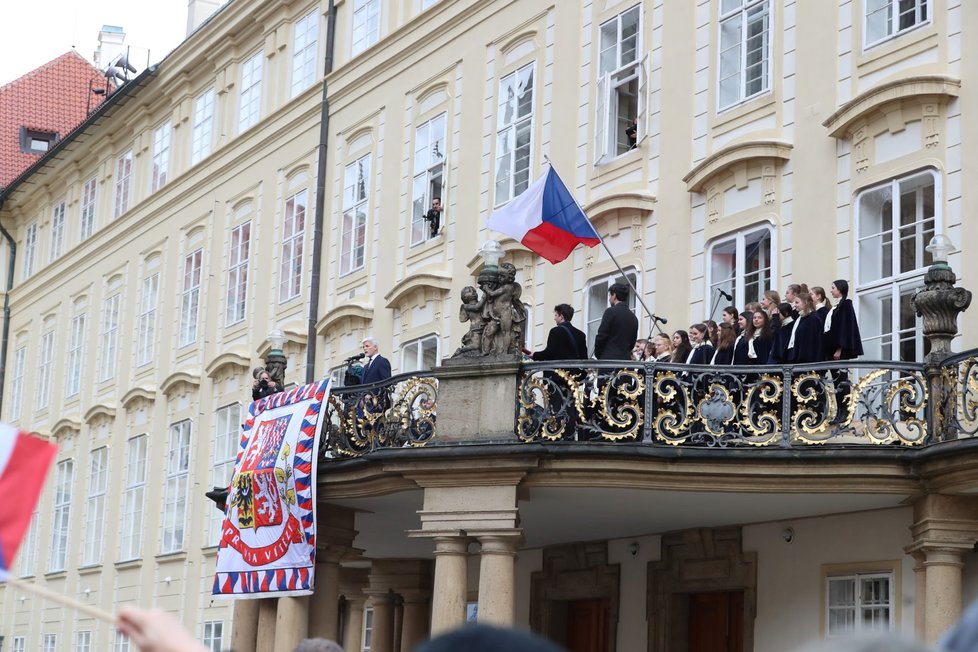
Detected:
left=117, top=606, right=209, bottom=652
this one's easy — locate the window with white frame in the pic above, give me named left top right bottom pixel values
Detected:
left=341, top=155, right=370, bottom=275
left=114, top=149, right=133, bottom=218
left=43, top=634, right=58, bottom=652
left=494, top=63, right=534, bottom=205
left=239, top=50, right=263, bottom=132
left=75, top=632, right=92, bottom=652
left=49, top=459, right=73, bottom=572
left=362, top=606, right=374, bottom=652
left=718, top=0, right=771, bottom=110
left=137, top=273, right=160, bottom=366
left=826, top=571, right=894, bottom=637
left=50, top=201, right=66, bottom=260
left=180, top=248, right=203, bottom=346
left=209, top=403, right=241, bottom=546
left=411, top=114, right=446, bottom=245
left=202, top=622, right=224, bottom=652
left=66, top=313, right=85, bottom=398
left=865, top=0, right=928, bottom=47
left=401, top=334, right=439, bottom=373
left=596, top=5, right=647, bottom=162
left=226, top=222, right=251, bottom=325
left=119, top=434, right=147, bottom=561
left=352, top=0, right=381, bottom=56
left=19, top=510, right=38, bottom=576
left=9, top=345, right=25, bottom=421
left=422, top=0, right=439, bottom=8
left=585, top=270, right=639, bottom=351
left=81, top=176, right=97, bottom=240
left=152, top=121, right=171, bottom=192
left=82, top=446, right=108, bottom=566
left=98, top=292, right=121, bottom=382
left=23, top=222, right=37, bottom=278
left=191, top=88, right=216, bottom=165
left=162, top=420, right=192, bottom=553
left=856, top=169, right=937, bottom=362
left=36, top=329, right=54, bottom=411
left=280, top=190, right=307, bottom=302
left=707, top=225, right=773, bottom=320
left=114, top=631, right=131, bottom=652
left=11, top=636, right=25, bottom=652
left=291, top=10, right=318, bottom=97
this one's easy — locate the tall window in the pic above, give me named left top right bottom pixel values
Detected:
left=857, top=170, right=937, bottom=362
left=341, top=155, right=370, bottom=275
left=75, top=632, right=92, bottom=652
left=43, top=635, right=58, bottom=652
left=36, top=329, right=55, bottom=410
left=202, top=622, right=224, bottom=652
left=718, top=0, right=771, bottom=110
left=291, top=10, right=318, bottom=97
left=191, top=88, right=216, bottom=165
left=11, top=636, right=25, bottom=652
left=826, top=571, right=894, bottom=637
left=226, top=222, right=251, bottom=325
left=362, top=607, right=374, bottom=652
left=708, top=226, right=773, bottom=319
left=239, top=50, right=263, bottom=132
left=98, top=293, right=121, bottom=382
left=119, top=434, right=147, bottom=561
left=82, top=446, right=108, bottom=566
left=180, top=249, right=203, bottom=346
left=23, top=222, right=37, bottom=278
left=162, top=420, right=192, bottom=553
left=596, top=6, right=646, bottom=161
left=66, top=314, right=85, bottom=397
left=280, top=190, right=307, bottom=302
left=114, top=149, right=133, bottom=218
left=137, top=274, right=160, bottom=366
left=49, top=459, right=73, bottom=572
left=50, top=201, right=66, bottom=260
left=402, top=335, right=439, bottom=372
left=209, top=404, right=241, bottom=546
left=9, top=345, right=26, bottom=421
left=495, top=63, right=534, bottom=205
left=114, top=631, right=131, bottom=652
left=352, top=0, right=381, bottom=56
left=19, top=511, right=38, bottom=576
left=586, top=271, right=639, bottom=351
left=81, top=176, right=97, bottom=240
left=151, top=121, right=172, bottom=192
left=411, top=114, right=446, bottom=245
left=865, top=0, right=928, bottom=47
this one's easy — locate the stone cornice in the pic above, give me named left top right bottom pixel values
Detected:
left=384, top=270, right=453, bottom=310
left=582, top=192, right=657, bottom=218
left=121, top=386, right=157, bottom=409
left=205, top=351, right=251, bottom=379
left=160, top=370, right=202, bottom=396
left=683, top=140, right=793, bottom=193
left=822, top=75, right=961, bottom=139
left=83, top=403, right=117, bottom=424
left=317, top=302, right=375, bottom=337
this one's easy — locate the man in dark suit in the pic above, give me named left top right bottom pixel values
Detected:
left=592, top=283, right=639, bottom=360
left=359, top=336, right=392, bottom=385
left=531, top=304, right=587, bottom=362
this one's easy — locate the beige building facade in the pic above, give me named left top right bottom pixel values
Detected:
left=2, top=0, right=978, bottom=651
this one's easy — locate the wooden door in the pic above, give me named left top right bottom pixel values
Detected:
left=565, top=598, right=611, bottom=652
left=687, top=591, right=744, bottom=652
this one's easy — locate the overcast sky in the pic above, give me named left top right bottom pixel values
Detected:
left=0, top=0, right=202, bottom=85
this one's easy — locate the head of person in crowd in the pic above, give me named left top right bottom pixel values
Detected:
left=644, top=339, right=655, bottom=360
left=633, top=338, right=648, bottom=361
left=716, top=322, right=737, bottom=351
left=744, top=301, right=762, bottom=315
left=362, top=336, right=380, bottom=358
left=687, top=323, right=709, bottom=345
left=554, top=303, right=574, bottom=324
left=793, top=291, right=816, bottom=316
left=705, top=319, right=719, bottom=345
left=751, top=310, right=770, bottom=338
left=671, top=329, right=692, bottom=363
left=721, top=305, right=739, bottom=326
left=653, top=333, right=673, bottom=358
left=672, top=330, right=688, bottom=349
left=761, top=290, right=781, bottom=313
left=415, top=624, right=565, bottom=652
left=786, top=283, right=809, bottom=303
left=293, top=639, right=345, bottom=652
left=778, top=302, right=794, bottom=321
left=608, top=282, right=629, bottom=305
left=738, top=311, right=751, bottom=335
left=831, top=278, right=850, bottom=300
left=811, top=285, right=831, bottom=308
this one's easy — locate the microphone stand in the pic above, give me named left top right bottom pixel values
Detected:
left=708, top=287, right=729, bottom=323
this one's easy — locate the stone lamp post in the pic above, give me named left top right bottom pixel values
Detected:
left=264, top=328, right=288, bottom=385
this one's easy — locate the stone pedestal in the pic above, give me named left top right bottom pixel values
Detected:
left=433, top=360, right=521, bottom=442
left=231, top=599, right=260, bottom=652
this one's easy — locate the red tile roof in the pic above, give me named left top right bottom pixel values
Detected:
left=0, top=51, right=109, bottom=189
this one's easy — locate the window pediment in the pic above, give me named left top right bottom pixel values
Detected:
left=256, top=326, right=307, bottom=359
left=51, top=417, right=81, bottom=440
left=384, top=270, right=451, bottom=310
left=83, top=403, right=117, bottom=424
left=582, top=192, right=656, bottom=236
left=317, top=302, right=374, bottom=337
left=205, top=350, right=250, bottom=379
left=121, top=386, right=157, bottom=410
left=683, top=140, right=792, bottom=194
left=161, top=370, right=201, bottom=397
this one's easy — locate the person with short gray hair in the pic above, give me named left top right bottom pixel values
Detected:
left=292, top=639, right=345, bottom=652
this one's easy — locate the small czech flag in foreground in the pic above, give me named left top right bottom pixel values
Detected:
left=487, top=165, right=601, bottom=264
left=0, top=424, right=57, bottom=579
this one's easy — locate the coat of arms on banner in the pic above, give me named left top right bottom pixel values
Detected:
left=213, top=378, right=330, bottom=598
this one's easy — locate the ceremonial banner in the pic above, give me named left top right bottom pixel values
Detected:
left=213, top=379, right=330, bottom=597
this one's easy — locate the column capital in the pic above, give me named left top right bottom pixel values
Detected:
left=474, top=530, right=523, bottom=556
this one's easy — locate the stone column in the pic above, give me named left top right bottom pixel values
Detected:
left=429, top=535, right=470, bottom=635
left=230, top=599, right=260, bottom=652
left=273, top=596, right=310, bottom=651
left=923, top=547, right=965, bottom=645
left=255, top=599, right=277, bottom=652
left=308, top=547, right=344, bottom=640
left=366, top=593, right=397, bottom=652
left=475, top=533, right=521, bottom=626
left=342, top=596, right=367, bottom=652
left=910, top=551, right=926, bottom=638
left=400, top=589, right=432, bottom=652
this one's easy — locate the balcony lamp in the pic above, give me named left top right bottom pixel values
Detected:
left=479, top=240, right=504, bottom=270
left=267, top=329, right=286, bottom=355
left=926, top=234, right=954, bottom=264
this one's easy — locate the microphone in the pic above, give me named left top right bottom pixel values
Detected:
left=346, top=353, right=366, bottom=362
left=717, top=288, right=733, bottom=301
left=653, top=314, right=668, bottom=324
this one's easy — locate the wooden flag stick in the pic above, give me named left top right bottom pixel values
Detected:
left=2, top=575, right=117, bottom=624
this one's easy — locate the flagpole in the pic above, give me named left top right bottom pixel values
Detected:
left=1, top=575, right=117, bottom=624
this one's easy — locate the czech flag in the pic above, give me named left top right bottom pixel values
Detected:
left=487, top=165, right=601, bottom=264
left=0, top=424, right=57, bottom=578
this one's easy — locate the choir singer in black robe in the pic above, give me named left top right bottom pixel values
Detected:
left=824, top=279, right=864, bottom=423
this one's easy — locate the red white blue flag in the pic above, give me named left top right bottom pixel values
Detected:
left=487, top=165, right=601, bottom=264
left=0, top=424, right=57, bottom=579
left=213, top=379, right=330, bottom=597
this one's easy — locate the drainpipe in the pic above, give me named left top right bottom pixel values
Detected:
left=0, top=198, right=15, bottom=415
left=305, top=0, right=338, bottom=384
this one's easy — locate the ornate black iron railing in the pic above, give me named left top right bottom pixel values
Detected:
left=937, top=353, right=978, bottom=440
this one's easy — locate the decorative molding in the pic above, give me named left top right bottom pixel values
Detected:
left=160, top=370, right=202, bottom=396
left=51, top=417, right=82, bottom=438
left=317, top=302, right=375, bottom=337
left=121, top=386, right=157, bottom=410
left=683, top=140, right=793, bottom=193
left=384, top=270, right=453, bottom=310
left=205, top=350, right=251, bottom=378
left=822, top=75, right=961, bottom=139
left=83, top=403, right=117, bottom=424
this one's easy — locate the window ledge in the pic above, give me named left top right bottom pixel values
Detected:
left=593, top=146, right=643, bottom=181
left=44, top=570, right=67, bottom=580
left=115, top=558, right=142, bottom=570
left=155, top=551, right=188, bottom=562
left=714, top=91, right=776, bottom=134
left=78, top=564, right=103, bottom=576
left=407, top=235, right=444, bottom=262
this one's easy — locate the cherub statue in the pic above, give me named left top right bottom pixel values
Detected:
left=455, top=285, right=486, bottom=355
left=482, top=263, right=526, bottom=355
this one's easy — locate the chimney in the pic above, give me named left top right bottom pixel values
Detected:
left=187, top=0, right=223, bottom=37
left=94, top=25, right=126, bottom=71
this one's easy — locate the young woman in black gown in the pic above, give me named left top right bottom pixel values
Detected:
left=824, top=279, right=864, bottom=423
